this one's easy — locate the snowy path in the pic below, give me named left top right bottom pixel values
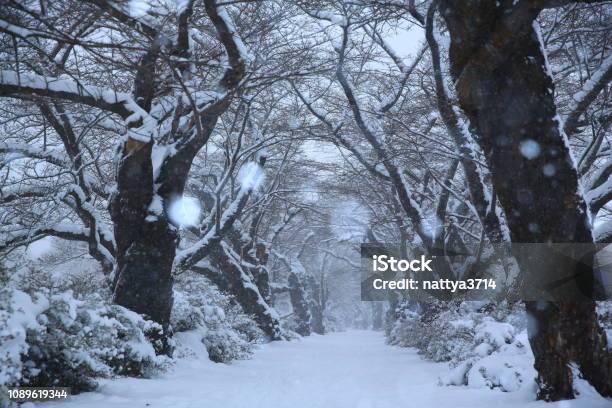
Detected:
left=33, top=330, right=610, bottom=408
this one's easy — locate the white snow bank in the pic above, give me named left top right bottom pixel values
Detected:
left=0, top=291, right=48, bottom=386
left=31, top=331, right=611, bottom=408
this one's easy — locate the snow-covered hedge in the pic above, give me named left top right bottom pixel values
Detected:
left=0, top=288, right=168, bottom=394
left=1, top=263, right=264, bottom=405
left=390, top=300, right=612, bottom=392
left=171, top=272, right=263, bottom=363
left=388, top=301, right=532, bottom=392
left=597, top=301, right=612, bottom=348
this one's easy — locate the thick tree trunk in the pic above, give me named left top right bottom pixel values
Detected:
left=252, top=242, right=272, bottom=302
left=209, top=243, right=284, bottom=340
left=110, top=140, right=177, bottom=355
left=287, top=272, right=312, bottom=336
left=526, top=301, right=611, bottom=399
left=438, top=0, right=611, bottom=400
left=190, top=189, right=283, bottom=339
left=305, top=275, right=326, bottom=335
left=236, top=235, right=272, bottom=304
left=372, top=302, right=384, bottom=331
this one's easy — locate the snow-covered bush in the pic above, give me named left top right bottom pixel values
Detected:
left=440, top=329, right=531, bottom=392
left=388, top=301, right=531, bottom=392
left=0, top=265, right=28, bottom=399
left=389, top=300, right=612, bottom=393
left=0, top=287, right=168, bottom=393
left=200, top=305, right=256, bottom=363
left=389, top=302, right=522, bottom=361
left=172, top=272, right=263, bottom=363
left=388, top=302, right=476, bottom=362
left=437, top=318, right=531, bottom=392
left=596, top=301, right=612, bottom=347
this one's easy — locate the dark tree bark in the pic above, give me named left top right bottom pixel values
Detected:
left=435, top=0, right=611, bottom=400
left=110, top=139, right=177, bottom=355
left=193, top=239, right=284, bottom=340
left=252, top=243, right=272, bottom=302
left=235, top=227, right=273, bottom=304
left=305, top=275, right=327, bottom=335
left=183, top=161, right=284, bottom=339
left=425, top=20, right=505, bottom=245
left=372, top=302, right=384, bottom=331
left=287, top=272, right=312, bottom=336
left=111, top=0, right=245, bottom=353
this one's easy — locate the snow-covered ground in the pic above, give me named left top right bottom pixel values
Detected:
left=30, top=331, right=610, bottom=408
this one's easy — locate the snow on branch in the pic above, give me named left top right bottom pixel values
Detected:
left=424, top=5, right=504, bottom=243
left=0, top=70, right=157, bottom=142
left=0, top=223, right=91, bottom=252
left=86, top=0, right=158, bottom=38
left=313, top=10, right=348, bottom=27
left=564, top=53, right=612, bottom=137
left=204, top=0, right=250, bottom=91
left=0, top=141, right=69, bottom=168
left=0, top=185, right=52, bottom=204
left=0, top=15, right=148, bottom=48
left=166, top=0, right=250, bottom=159
left=594, top=219, right=612, bottom=243
left=587, top=166, right=612, bottom=214
left=0, top=218, right=114, bottom=271
left=272, top=249, right=306, bottom=276
left=291, top=82, right=390, bottom=182
left=174, top=160, right=265, bottom=272
left=333, top=26, right=429, bottom=245
left=376, top=43, right=427, bottom=113
left=361, top=25, right=428, bottom=113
